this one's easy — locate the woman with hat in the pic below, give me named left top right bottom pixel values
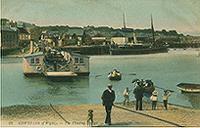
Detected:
left=150, top=90, right=158, bottom=110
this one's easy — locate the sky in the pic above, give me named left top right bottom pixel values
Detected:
left=1, top=0, right=200, bottom=35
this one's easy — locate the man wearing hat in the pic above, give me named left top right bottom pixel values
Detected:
left=101, top=84, right=115, bottom=125
left=133, top=82, right=145, bottom=110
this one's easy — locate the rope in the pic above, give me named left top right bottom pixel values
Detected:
left=49, top=103, right=70, bottom=124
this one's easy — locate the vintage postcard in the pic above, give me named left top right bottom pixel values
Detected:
left=1, top=0, right=200, bottom=127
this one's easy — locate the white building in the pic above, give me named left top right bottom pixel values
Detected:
left=111, top=37, right=128, bottom=45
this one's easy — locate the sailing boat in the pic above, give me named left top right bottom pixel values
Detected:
left=110, top=15, right=168, bottom=55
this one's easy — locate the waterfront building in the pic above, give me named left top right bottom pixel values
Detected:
left=91, top=33, right=108, bottom=45
left=111, top=37, right=127, bottom=45
left=111, top=31, right=129, bottom=45
left=1, top=18, right=10, bottom=27
left=17, top=27, right=31, bottom=47
left=1, top=26, right=19, bottom=48
left=135, top=32, right=150, bottom=43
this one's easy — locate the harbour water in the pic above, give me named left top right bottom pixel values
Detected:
left=1, top=49, right=200, bottom=108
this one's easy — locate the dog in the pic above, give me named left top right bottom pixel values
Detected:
left=87, top=109, right=94, bottom=126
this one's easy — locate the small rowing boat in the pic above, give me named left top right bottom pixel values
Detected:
left=177, top=83, right=200, bottom=93
left=108, top=69, right=122, bottom=81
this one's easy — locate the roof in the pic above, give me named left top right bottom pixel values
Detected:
left=1, top=26, right=17, bottom=32
left=112, top=31, right=125, bottom=37
left=17, top=27, right=30, bottom=34
left=71, top=52, right=90, bottom=58
left=136, top=33, right=151, bottom=38
left=93, top=33, right=105, bottom=37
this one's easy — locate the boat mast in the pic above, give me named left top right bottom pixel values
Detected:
left=123, top=12, right=126, bottom=29
left=151, top=14, right=155, bottom=44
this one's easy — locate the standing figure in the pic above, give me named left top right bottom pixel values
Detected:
left=133, top=83, right=144, bottom=110
left=150, top=90, right=158, bottom=110
left=101, top=84, right=115, bottom=125
left=163, top=90, right=171, bottom=110
left=123, top=87, right=129, bottom=105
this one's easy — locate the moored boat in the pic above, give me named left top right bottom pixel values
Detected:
left=110, top=45, right=168, bottom=55
left=177, top=83, right=200, bottom=93
left=110, top=15, right=168, bottom=55
left=108, top=69, right=122, bottom=81
left=23, top=41, right=90, bottom=79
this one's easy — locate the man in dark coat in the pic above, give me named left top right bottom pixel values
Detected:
left=101, top=84, right=115, bottom=125
left=133, top=81, right=144, bottom=110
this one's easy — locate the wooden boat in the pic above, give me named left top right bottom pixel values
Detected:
left=110, top=45, right=168, bottom=55
left=108, top=70, right=122, bottom=81
left=110, top=16, right=168, bottom=55
left=177, top=83, right=200, bottom=93
left=23, top=42, right=90, bottom=79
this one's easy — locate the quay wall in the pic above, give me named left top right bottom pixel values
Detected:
left=61, top=45, right=110, bottom=55
left=168, top=43, right=200, bottom=48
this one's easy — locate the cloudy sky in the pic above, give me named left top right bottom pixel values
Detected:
left=2, top=0, right=200, bottom=35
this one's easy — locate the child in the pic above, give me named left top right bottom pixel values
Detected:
left=150, top=90, right=158, bottom=110
left=123, top=87, right=129, bottom=105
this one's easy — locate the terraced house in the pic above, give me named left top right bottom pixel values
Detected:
left=1, top=27, right=19, bottom=49
left=17, top=27, right=31, bottom=47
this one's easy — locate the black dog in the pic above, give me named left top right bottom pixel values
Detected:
left=87, top=109, right=94, bottom=126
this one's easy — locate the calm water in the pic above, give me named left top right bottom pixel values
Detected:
left=1, top=49, right=200, bottom=108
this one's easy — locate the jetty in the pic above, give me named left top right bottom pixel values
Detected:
left=1, top=101, right=200, bottom=127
